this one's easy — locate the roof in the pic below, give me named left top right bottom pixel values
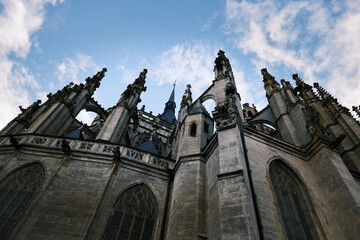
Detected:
left=135, top=139, right=159, bottom=155
left=64, top=128, right=84, bottom=139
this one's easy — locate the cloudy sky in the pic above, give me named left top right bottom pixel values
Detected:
left=1, top=0, right=360, bottom=128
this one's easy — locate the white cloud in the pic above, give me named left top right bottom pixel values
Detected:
left=225, top=0, right=360, bottom=111
left=115, top=41, right=253, bottom=110
left=0, top=0, right=64, bottom=129
left=149, top=41, right=220, bottom=98
left=116, top=64, right=140, bottom=85
left=201, top=10, right=220, bottom=31
left=56, top=53, right=98, bottom=83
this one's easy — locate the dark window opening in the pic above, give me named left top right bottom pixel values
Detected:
left=0, top=163, right=45, bottom=239
left=247, top=111, right=253, bottom=118
left=270, top=162, right=319, bottom=240
left=190, top=122, right=197, bottom=137
left=204, top=122, right=209, bottom=134
left=103, top=185, right=157, bottom=240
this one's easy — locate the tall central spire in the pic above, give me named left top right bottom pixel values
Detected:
left=159, top=84, right=177, bottom=125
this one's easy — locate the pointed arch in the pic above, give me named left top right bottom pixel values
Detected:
left=103, top=184, right=158, bottom=240
left=269, top=160, right=321, bottom=240
left=0, top=163, right=45, bottom=238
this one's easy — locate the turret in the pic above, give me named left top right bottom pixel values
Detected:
left=261, top=69, right=312, bottom=147
left=212, top=50, right=244, bottom=129
left=96, top=69, right=147, bottom=143
left=175, top=100, right=214, bottom=158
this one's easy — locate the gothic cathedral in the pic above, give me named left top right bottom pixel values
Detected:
left=0, top=51, right=359, bottom=239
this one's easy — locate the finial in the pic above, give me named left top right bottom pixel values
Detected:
left=261, top=68, right=275, bottom=82
left=314, top=82, right=331, bottom=100
left=352, top=105, right=360, bottom=118
left=218, top=49, right=225, bottom=56
left=292, top=73, right=304, bottom=85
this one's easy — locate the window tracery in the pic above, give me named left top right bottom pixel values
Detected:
left=103, top=185, right=157, bottom=240
left=270, top=162, right=319, bottom=240
left=0, top=163, right=45, bottom=239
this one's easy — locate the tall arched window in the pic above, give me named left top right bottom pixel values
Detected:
left=0, top=163, right=45, bottom=238
left=103, top=184, right=157, bottom=240
left=270, top=161, right=320, bottom=240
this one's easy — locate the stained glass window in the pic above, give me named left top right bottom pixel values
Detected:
left=270, top=162, right=319, bottom=240
left=103, top=185, right=157, bottom=240
left=0, top=163, right=45, bottom=239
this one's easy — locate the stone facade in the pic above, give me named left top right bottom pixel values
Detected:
left=0, top=51, right=359, bottom=239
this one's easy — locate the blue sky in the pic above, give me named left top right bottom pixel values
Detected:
left=1, top=0, right=360, bottom=128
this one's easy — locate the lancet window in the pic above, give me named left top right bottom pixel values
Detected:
left=0, top=163, right=45, bottom=238
left=270, top=161, right=320, bottom=240
left=103, top=184, right=157, bottom=240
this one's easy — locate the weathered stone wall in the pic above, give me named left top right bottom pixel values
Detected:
left=16, top=159, right=110, bottom=239
left=215, top=127, right=259, bottom=240
left=0, top=140, right=170, bottom=240
left=88, top=162, right=169, bottom=240
left=166, top=157, right=205, bottom=239
left=205, top=146, right=220, bottom=239
left=245, top=129, right=360, bottom=240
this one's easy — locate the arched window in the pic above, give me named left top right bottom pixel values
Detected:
left=190, top=122, right=197, bottom=137
left=103, top=185, right=157, bottom=240
left=0, top=163, right=45, bottom=238
left=270, top=161, right=320, bottom=240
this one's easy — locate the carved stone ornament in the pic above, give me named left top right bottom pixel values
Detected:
left=302, top=105, right=327, bottom=137
left=225, top=82, right=236, bottom=97
left=214, top=50, right=232, bottom=79
left=152, top=158, right=169, bottom=168
left=113, top=146, right=121, bottom=163
left=212, top=99, right=238, bottom=131
left=181, top=84, right=192, bottom=107
left=79, top=143, right=93, bottom=150
left=31, top=138, right=47, bottom=145
left=103, top=145, right=116, bottom=153
left=9, top=135, right=20, bottom=148
left=61, top=139, right=71, bottom=156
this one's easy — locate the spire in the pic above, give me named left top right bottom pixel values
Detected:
left=118, top=69, right=147, bottom=107
left=292, top=74, right=317, bottom=102
left=85, top=68, right=107, bottom=95
left=313, top=82, right=332, bottom=101
left=313, top=82, right=349, bottom=119
left=169, top=82, right=176, bottom=102
left=160, top=84, right=177, bottom=125
left=181, top=84, right=192, bottom=108
left=261, top=68, right=280, bottom=98
left=214, top=50, right=234, bottom=82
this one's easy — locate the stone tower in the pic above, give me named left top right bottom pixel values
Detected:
left=0, top=51, right=359, bottom=240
